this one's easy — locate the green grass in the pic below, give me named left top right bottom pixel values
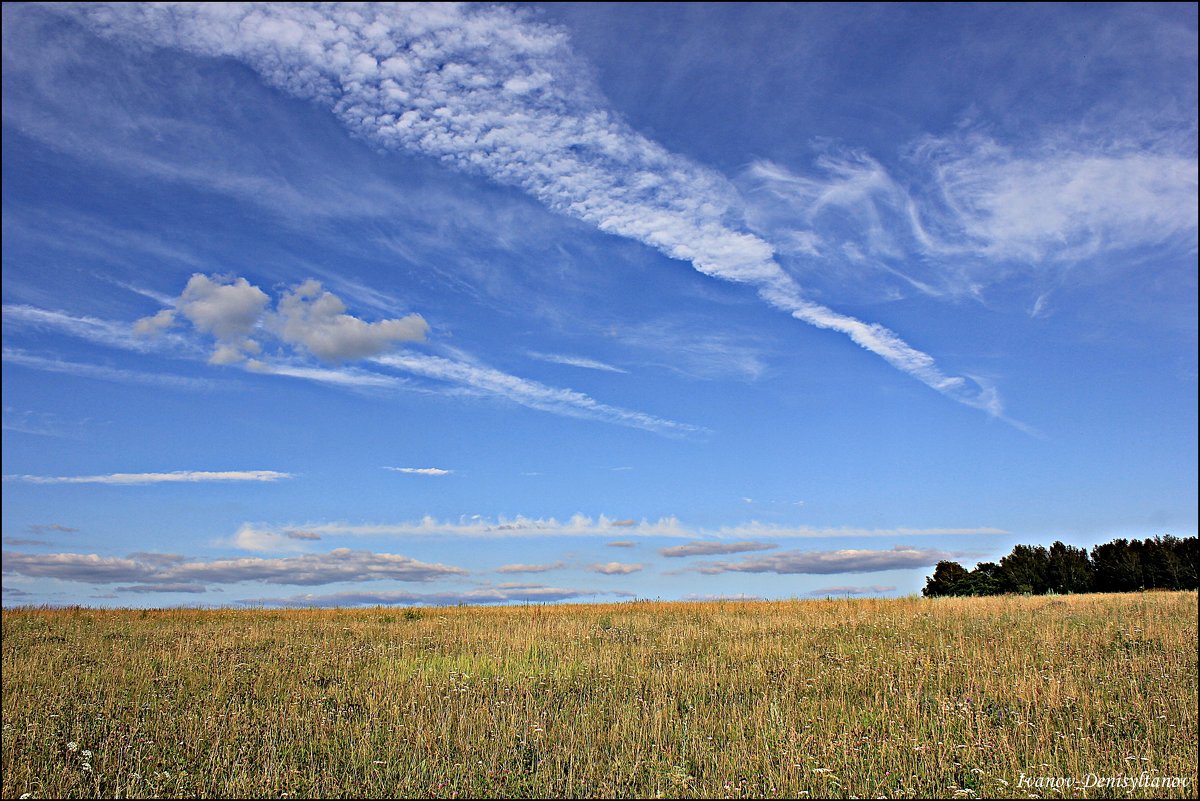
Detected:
left=3, top=592, right=1196, bottom=798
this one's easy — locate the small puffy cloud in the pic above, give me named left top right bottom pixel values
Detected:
left=589, top=561, right=643, bottom=575
left=137, top=274, right=428, bottom=365
left=384, top=466, right=452, bottom=476
left=274, top=279, right=428, bottom=362
left=698, top=545, right=960, bottom=575
left=659, top=540, right=778, bottom=558
left=132, top=309, right=176, bottom=336
left=176, top=274, right=269, bottom=341
left=496, top=561, right=565, bottom=574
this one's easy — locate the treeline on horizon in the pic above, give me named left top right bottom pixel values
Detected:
left=922, top=534, right=1198, bottom=597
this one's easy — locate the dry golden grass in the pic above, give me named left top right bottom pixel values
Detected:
left=2, top=592, right=1196, bottom=798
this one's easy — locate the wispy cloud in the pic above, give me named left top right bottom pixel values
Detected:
left=1, top=548, right=466, bottom=588
left=2, top=349, right=221, bottom=391
left=741, top=136, right=1198, bottom=300
left=373, top=353, right=699, bottom=435
left=697, top=545, right=964, bottom=575
left=8, top=283, right=692, bottom=435
left=230, top=515, right=1004, bottom=544
left=527, top=351, right=627, bottom=373
left=659, top=540, right=778, bottom=558
left=496, top=562, right=566, bottom=574
left=5, top=470, right=293, bottom=485
left=384, top=467, right=453, bottom=476
left=27, top=524, right=79, bottom=534
left=69, top=3, right=1010, bottom=417
left=805, top=584, right=896, bottom=596
left=238, top=583, right=633, bottom=608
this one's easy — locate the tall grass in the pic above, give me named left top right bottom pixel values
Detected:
left=3, top=592, right=1196, bottom=798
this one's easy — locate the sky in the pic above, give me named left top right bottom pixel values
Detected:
left=2, top=2, right=1196, bottom=608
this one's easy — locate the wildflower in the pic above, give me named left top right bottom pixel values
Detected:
left=66, top=742, right=79, bottom=752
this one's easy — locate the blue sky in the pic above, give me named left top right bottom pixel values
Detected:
left=2, top=3, right=1196, bottom=608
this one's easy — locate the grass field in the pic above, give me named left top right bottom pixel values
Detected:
left=2, top=592, right=1196, bottom=798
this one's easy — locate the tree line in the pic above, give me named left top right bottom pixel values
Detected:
left=922, top=534, right=1198, bottom=597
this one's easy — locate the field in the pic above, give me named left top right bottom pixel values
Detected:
left=2, top=592, right=1197, bottom=799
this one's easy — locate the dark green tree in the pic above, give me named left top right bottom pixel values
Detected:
left=922, top=561, right=970, bottom=597
left=999, top=544, right=1051, bottom=594
left=1046, top=541, right=1093, bottom=594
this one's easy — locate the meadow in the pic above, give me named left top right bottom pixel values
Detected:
left=2, top=592, right=1196, bottom=799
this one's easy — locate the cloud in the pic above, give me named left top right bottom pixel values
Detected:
left=659, top=540, right=779, bottom=558
left=114, top=582, right=209, bottom=594
left=284, top=529, right=321, bottom=541
left=3, top=303, right=186, bottom=353
left=526, top=351, right=627, bottom=373
left=7, top=295, right=696, bottom=436
left=242, top=513, right=692, bottom=540
left=238, top=583, right=634, bottom=608
left=230, top=515, right=1005, bottom=543
left=698, top=545, right=963, bottom=575
left=373, top=352, right=700, bottom=435
left=741, top=136, right=1199, bottom=300
left=589, top=561, right=643, bottom=575
left=3, top=538, right=50, bottom=547
left=69, top=3, right=1008, bottom=417
left=805, top=584, right=896, bottom=596
left=1, top=548, right=466, bottom=588
left=5, top=470, right=292, bottom=485
left=496, top=562, right=565, bottom=574
left=606, top=540, right=637, bottom=548
left=138, top=274, right=427, bottom=366
left=384, top=466, right=452, bottom=476
left=27, top=524, right=79, bottom=534
left=2, top=348, right=224, bottom=391
left=273, top=279, right=428, bottom=361
left=165, top=274, right=269, bottom=365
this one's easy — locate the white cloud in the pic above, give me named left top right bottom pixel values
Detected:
left=496, top=562, right=566, bottom=574
left=2, top=348, right=222, bottom=391
left=230, top=515, right=1005, bottom=543
left=526, top=351, right=627, bottom=373
left=698, top=545, right=964, bottom=575
left=805, top=584, right=896, bottom=596
left=383, top=466, right=452, bottom=476
left=169, top=273, right=270, bottom=364
left=69, top=3, right=1007, bottom=417
left=1, top=547, right=466, bottom=587
left=590, top=561, right=643, bottom=575
left=273, top=279, right=428, bottom=362
left=6, top=470, right=292, bottom=485
left=659, top=540, right=778, bottom=558
left=373, top=352, right=700, bottom=435
left=237, top=583, right=633, bottom=607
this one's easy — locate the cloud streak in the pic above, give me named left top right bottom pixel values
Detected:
left=71, top=2, right=1007, bottom=417
left=238, top=583, right=633, bottom=608
left=659, top=540, right=779, bottom=558
left=1, top=547, right=466, bottom=588
left=6, top=470, right=293, bottom=485
left=697, top=545, right=964, bottom=575
left=231, top=515, right=1004, bottom=544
